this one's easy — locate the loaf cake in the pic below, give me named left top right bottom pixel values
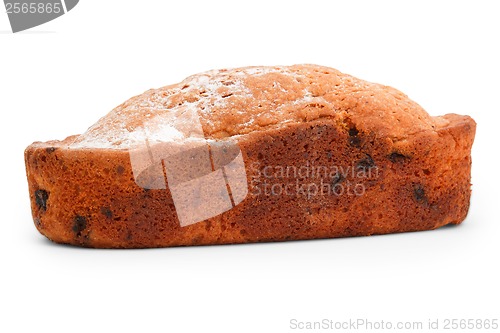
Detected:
left=25, top=64, right=476, bottom=248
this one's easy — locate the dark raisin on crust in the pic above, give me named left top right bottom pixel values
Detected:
left=389, top=152, right=409, bottom=163
left=331, top=172, right=345, bottom=186
left=45, top=147, right=57, bottom=154
left=116, top=165, right=125, bottom=175
left=34, top=189, right=49, bottom=211
left=348, top=127, right=361, bottom=147
left=72, top=216, right=87, bottom=236
left=413, top=185, right=427, bottom=203
left=356, top=154, right=376, bottom=171
left=101, top=207, right=113, bottom=219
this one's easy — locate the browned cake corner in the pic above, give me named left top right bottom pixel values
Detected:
left=24, top=64, right=476, bottom=248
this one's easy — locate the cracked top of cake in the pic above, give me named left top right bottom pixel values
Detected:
left=58, top=64, right=449, bottom=149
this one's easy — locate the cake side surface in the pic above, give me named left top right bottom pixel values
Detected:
left=25, top=119, right=475, bottom=248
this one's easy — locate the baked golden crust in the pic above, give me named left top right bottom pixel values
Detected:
left=25, top=65, right=476, bottom=248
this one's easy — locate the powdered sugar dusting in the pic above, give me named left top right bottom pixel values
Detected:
left=70, top=66, right=299, bottom=149
left=67, top=64, right=435, bottom=149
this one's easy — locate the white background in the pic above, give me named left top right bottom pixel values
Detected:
left=1, top=1, right=499, bottom=332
